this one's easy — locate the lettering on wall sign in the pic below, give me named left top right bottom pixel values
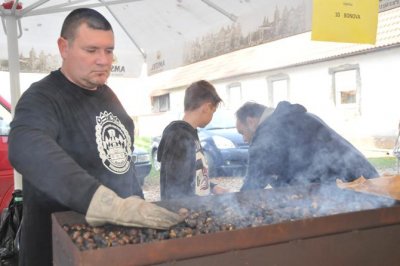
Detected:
left=112, top=65, right=126, bottom=73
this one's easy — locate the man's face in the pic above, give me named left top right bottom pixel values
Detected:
left=236, top=117, right=258, bottom=143
left=58, top=23, right=114, bottom=90
left=198, top=102, right=217, bottom=128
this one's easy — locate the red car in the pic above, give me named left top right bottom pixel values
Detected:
left=0, top=95, right=13, bottom=213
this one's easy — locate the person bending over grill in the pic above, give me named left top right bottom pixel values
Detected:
left=157, top=80, right=228, bottom=200
left=8, top=8, right=181, bottom=266
left=235, top=101, right=379, bottom=191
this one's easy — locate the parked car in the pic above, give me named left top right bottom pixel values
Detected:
left=0, top=95, right=13, bottom=214
left=0, top=96, right=151, bottom=213
left=151, top=136, right=162, bottom=171
left=132, top=147, right=151, bottom=186
left=151, top=110, right=249, bottom=177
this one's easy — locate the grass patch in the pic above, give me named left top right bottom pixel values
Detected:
left=367, top=156, right=398, bottom=172
left=136, top=136, right=160, bottom=186
left=135, top=136, right=151, bottom=152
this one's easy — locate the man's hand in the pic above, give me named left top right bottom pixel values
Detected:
left=85, top=185, right=183, bottom=229
left=212, top=184, right=230, bottom=194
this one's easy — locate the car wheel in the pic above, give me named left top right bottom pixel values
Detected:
left=204, top=152, right=217, bottom=178
left=152, top=149, right=161, bottom=171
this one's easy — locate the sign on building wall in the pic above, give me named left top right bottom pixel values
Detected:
left=177, top=0, right=313, bottom=76
left=311, top=0, right=379, bottom=44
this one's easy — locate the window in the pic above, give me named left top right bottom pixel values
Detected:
left=334, top=70, right=357, bottom=105
left=329, top=65, right=360, bottom=114
left=152, top=94, right=170, bottom=112
left=226, top=83, right=242, bottom=110
left=267, top=74, right=289, bottom=107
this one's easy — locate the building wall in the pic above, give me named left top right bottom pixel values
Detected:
left=215, top=48, right=400, bottom=150
left=140, top=47, right=400, bottom=153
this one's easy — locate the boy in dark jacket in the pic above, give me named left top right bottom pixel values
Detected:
left=235, top=101, right=379, bottom=191
left=157, top=80, right=227, bottom=200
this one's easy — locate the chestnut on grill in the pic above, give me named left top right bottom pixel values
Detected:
left=62, top=189, right=394, bottom=251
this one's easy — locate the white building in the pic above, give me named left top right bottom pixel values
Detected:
left=137, top=7, right=400, bottom=154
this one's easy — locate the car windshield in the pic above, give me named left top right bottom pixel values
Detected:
left=205, top=110, right=236, bottom=130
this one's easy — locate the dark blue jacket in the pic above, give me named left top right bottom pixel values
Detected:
left=157, top=121, right=212, bottom=200
left=241, top=101, right=378, bottom=191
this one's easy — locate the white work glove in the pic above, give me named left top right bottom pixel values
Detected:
left=85, top=185, right=183, bottom=229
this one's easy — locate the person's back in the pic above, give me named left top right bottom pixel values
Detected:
left=158, top=80, right=224, bottom=200
left=240, top=101, right=378, bottom=190
left=158, top=120, right=200, bottom=200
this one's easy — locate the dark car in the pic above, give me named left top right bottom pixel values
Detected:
left=151, top=110, right=249, bottom=177
left=132, top=147, right=151, bottom=186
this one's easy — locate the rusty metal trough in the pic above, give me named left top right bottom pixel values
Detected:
left=52, top=184, right=400, bottom=266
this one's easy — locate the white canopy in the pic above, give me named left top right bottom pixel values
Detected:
left=1, top=0, right=314, bottom=106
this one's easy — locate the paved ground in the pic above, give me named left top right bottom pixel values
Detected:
left=143, top=176, right=244, bottom=202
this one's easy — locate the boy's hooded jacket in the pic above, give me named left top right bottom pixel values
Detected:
left=157, top=121, right=211, bottom=200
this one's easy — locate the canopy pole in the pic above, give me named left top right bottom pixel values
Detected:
left=200, top=0, right=237, bottom=22
left=4, top=13, right=23, bottom=190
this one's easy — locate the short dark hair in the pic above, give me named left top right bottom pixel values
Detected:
left=235, top=102, right=267, bottom=123
left=184, top=80, right=222, bottom=111
left=60, top=8, right=113, bottom=41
